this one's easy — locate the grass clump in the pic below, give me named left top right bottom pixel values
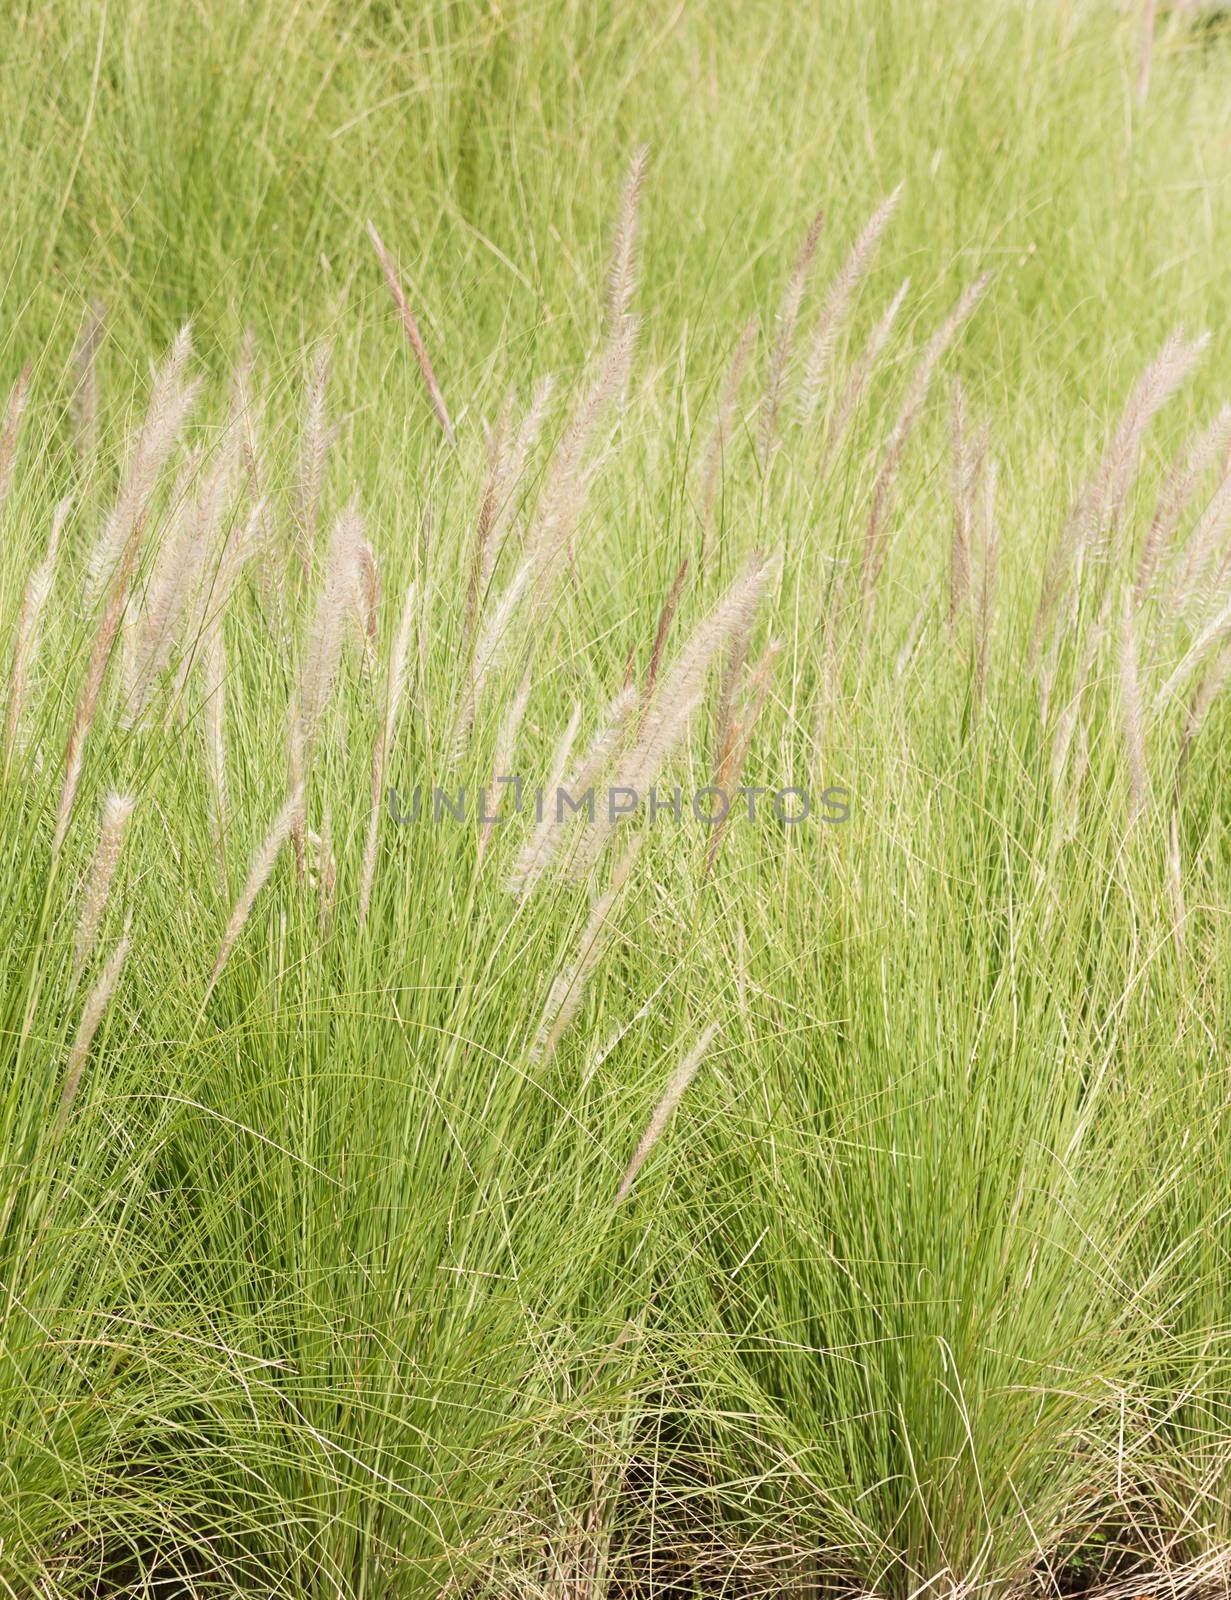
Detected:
left=3, top=1, right=1231, bottom=1596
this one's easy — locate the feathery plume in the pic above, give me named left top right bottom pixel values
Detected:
left=799, top=186, right=901, bottom=425
left=359, top=580, right=417, bottom=930
left=524, top=317, right=636, bottom=587
left=350, top=535, right=380, bottom=684
left=761, top=209, right=824, bottom=463
left=458, top=325, right=634, bottom=751
left=605, top=144, right=649, bottom=334
left=1134, top=406, right=1231, bottom=604
left=1035, top=329, right=1208, bottom=650
left=123, top=445, right=203, bottom=723
left=538, top=836, right=642, bottom=1061
left=292, top=344, right=335, bottom=574
left=1153, top=589, right=1231, bottom=714
left=614, top=1023, right=720, bottom=1205
left=0, top=363, right=32, bottom=527
left=72, top=793, right=135, bottom=983
left=84, top=324, right=200, bottom=605
left=206, top=784, right=304, bottom=1000
left=57, top=926, right=131, bottom=1132
left=948, top=381, right=989, bottom=629
left=4, top=496, right=71, bottom=782
left=704, top=638, right=781, bottom=881
left=1167, top=810, right=1185, bottom=955
left=1166, top=466, right=1231, bottom=617
left=576, top=556, right=777, bottom=876
left=71, top=301, right=106, bottom=464
left=825, top=276, right=910, bottom=463
left=55, top=474, right=157, bottom=851
left=295, top=499, right=367, bottom=752
left=699, top=318, right=757, bottom=565
left=478, top=665, right=532, bottom=866
left=367, top=220, right=456, bottom=448
left=1179, top=638, right=1231, bottom=774
left=467, top=377, right=556, bottom=649
left=861, top=275, right=988, bottom=608
left=506, top=701, right=583, bottom=896
left=513, top=687, right=637, bottom=893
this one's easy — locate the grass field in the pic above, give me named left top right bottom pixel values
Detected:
left=3, top=0, right=1231, bottom=1595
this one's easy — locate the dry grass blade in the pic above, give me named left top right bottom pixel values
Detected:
left=367, top=220, right=456, bottom=448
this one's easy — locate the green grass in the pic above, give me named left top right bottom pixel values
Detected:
left=2, top=0, right=1231, bottom=1595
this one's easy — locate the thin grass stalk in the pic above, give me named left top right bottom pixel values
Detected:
left=359, top=580, right=417, bottom=929
left=699, top=318, right=757, bottom=569
left=1119, top=591, right=1148, bottom=823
